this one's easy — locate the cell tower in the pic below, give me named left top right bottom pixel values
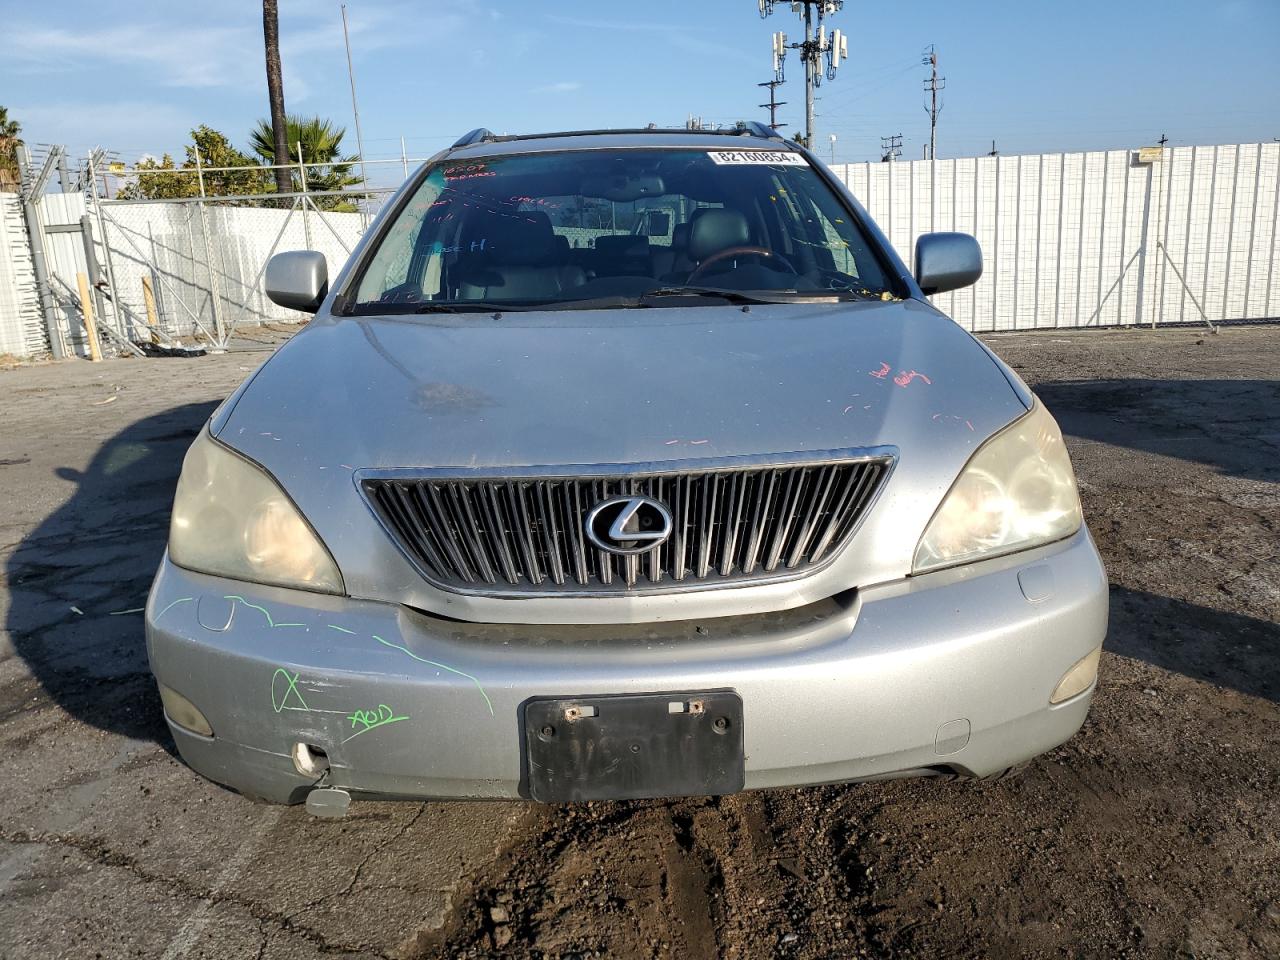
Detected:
left=760, top=0, right=848, bottom=148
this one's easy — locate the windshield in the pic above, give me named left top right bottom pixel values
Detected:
left=348, top=147, right=898, bottom=312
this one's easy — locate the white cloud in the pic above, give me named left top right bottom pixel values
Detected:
left=11, top=101, right=200, bottom=159
left=532, top=81, right=582, bottom=94
left=6, top=23, right=260, bottom=90
left=544, top=15, right=681, bottom=34
left=6, top=3, right=488, bottom=95
left=543, top=13, right=753, bottom=63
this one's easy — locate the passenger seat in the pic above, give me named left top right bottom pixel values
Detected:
left=457, top=211, right=585, bottom=300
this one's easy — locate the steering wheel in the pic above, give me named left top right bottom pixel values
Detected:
left=687, top=246, right=798, bottom=284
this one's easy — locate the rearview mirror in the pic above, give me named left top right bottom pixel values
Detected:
left=265, top=250, right=328, bottom=313
left=914, top=233, right=982, bottom=296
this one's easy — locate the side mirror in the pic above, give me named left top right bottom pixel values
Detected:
left=265, top=250, right=328, bottom=313
left=914, top=232, right=982, bottom=295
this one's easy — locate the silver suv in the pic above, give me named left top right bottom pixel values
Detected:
left=147, top=125, right=1107, bottom=810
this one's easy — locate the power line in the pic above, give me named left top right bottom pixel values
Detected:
left=757, top=79, right=787, bottom=130
left=922, top=44, right=945, bottom=160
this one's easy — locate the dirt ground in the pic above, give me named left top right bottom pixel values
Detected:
left=1, top=324, right=1277, bottom=959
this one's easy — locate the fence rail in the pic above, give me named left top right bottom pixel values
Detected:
left=1, top=141, right=1277, bottom=359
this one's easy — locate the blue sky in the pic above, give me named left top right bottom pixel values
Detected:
left=4, top=0, right=1278, bottom=173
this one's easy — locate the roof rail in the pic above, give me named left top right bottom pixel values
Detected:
left=452, top=128, right=495, bottom=148
left=739, top=120, right=785, bottom=141
left=448, top=125, right=792, bottom=147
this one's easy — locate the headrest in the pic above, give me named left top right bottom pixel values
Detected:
left=484, top=210, right=558, bottom=267
left=671, top=222, right=691, bottom=251
left=688, top=209, right=750, bottom=261
left=594, top=235, right=649, bottom=258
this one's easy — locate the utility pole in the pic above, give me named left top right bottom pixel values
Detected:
left=340, top=4, right=369, bottom=221
left=1158, top=133, right=1169, bottom=147
left=829, top=133, right=837, bottom=164
left=757, top=79, right=787, bottom=130
left=988, top=140, right=998, bottom=156
left=762, top=0, right=848, bottom=149
left=922, top=44, right=945, bottom=161
left=880, top=134, right=902, bottom=162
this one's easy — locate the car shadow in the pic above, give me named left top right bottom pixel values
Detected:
left=1107, top=585, right=1278, bottom=704
left=4, top=402, right=217, bottom=746
left=1035, top=378, right=1280, bottom=483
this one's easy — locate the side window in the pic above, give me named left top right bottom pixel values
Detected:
left=769, top=174, right=850, bottom=275
left=355, top=171, right=447, bottom=302
left=809, top=200, right=856, bottom=275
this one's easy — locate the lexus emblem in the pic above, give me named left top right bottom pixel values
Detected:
left=584, top=495, right=674, bottom=555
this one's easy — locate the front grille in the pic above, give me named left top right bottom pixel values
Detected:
left=362, top=454, right=891, bottom=596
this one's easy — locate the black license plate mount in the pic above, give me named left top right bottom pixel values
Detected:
left=524, top=690, right=745, bottom=802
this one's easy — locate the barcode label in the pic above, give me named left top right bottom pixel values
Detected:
left=707, top=150, right=807, bottom=166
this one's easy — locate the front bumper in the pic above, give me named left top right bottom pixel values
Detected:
left=146, top=528, right=1108, bottom=804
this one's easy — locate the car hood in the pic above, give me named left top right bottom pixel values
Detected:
left=215, top=298, right=1030, bottom=622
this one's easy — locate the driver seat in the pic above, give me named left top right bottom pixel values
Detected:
left=661, top=209, right=751, bottom=282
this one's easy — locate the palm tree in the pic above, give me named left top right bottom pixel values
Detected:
left=250, top=115, right=361, bottom=210
left=0, top=106, right=22, bottom=193
left=262, top=0, right=292, bottom=197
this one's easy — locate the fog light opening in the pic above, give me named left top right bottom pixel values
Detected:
left=1051, top=646, right=1102, bottom=704
left=158, top=684, right=213, bottom=737
left=292, top=742, right=330, bottom=778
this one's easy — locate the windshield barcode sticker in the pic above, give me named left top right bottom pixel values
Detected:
left=707, top=150, right=807, bottom=166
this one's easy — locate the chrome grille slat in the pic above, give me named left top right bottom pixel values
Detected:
left=788, top=465, right=838, bottom=568
left=534, top=481, right=566, bottom=585
left=480, top=482, right=519, bottom=585
left=560, top=481, right=590, bottom=586
left=504, top=482, right=542, bottom=585
left=362, top=455, right=891, bottom=596
left=809, top=463, right=872, bottom=562
left=763, top=468, right=802, bottom=572
left=647, top=477, right=664, bottom=584
left=741, top=470, right=776, bottom=575
left=384, top=483, right=453, bottom=578
left=447, top=482, right=496, bottom=583
left=421, top=483, right=476, bottom=582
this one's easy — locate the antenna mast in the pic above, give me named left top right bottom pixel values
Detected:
left=761, top=0, right=848, bottom=148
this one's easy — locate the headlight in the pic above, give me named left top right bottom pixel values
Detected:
left=913, top=401, right=1081, bottom=573
left=169, top=427, right=343, bottom=594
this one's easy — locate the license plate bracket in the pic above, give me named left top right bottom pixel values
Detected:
left=524, top=690, right=745, bottom=802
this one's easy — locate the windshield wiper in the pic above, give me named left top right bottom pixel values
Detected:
left=413, top=301, right=536, bottom=313
left=641, top=286, right=790, bottom=305
left=641, top=285, right=864, bottom=306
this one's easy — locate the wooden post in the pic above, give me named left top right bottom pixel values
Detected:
left=76, top=272, right=103, bottom=362
left=140, top=275, right=160, bottom=343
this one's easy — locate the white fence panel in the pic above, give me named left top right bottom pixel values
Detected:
left=833, top=141, right=1280, bottom=331
left=0, top=195, right=44, bottom=358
